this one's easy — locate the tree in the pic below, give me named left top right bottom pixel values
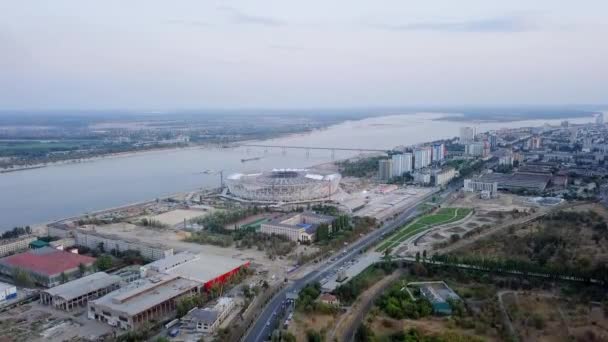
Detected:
left=382, top=247, right=393, bottom=264
left=97, top=242, right=105, bottom=253
left=95, top=254, right=113, bottom=271
left=60, top=272, right=68, bottom=283
left=306, top=330, right=322, bottom=342
left=78, top=263, right=87, bottom=276
left=12, top=268, right=34, bottom=287
left=354, top=324, right=374, bottom=342
left=315, top=224, right=330, bottom=242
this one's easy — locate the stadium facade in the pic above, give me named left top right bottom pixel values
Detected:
left=225, top=169, right=341, bottom=203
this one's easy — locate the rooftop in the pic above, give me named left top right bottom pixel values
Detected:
left=145, top=252, right=248, bottom=284
left=91, top=274, right=199, bottom=316
left=0, top=247, right=96, bottom=276
left=186, top=308, right=219, bottom=324
left=0, top=281, right=15, bottom=292
left=43, top=272, right=122, bottom=301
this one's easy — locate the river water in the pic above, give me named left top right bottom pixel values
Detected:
left=0, top=113, right=593, bottom=230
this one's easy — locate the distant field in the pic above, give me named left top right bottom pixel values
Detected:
left=377, top=207, right=472, bottom=252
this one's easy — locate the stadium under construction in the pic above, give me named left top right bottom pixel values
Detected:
left=224, top=168, right=341, bottom=204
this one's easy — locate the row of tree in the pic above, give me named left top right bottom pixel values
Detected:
left=1, top=226, right=31, bottom=239
left=430, top=254, right=608, bottom=285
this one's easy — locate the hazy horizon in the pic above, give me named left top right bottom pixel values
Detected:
left=2, top=1, right=607, bottom=110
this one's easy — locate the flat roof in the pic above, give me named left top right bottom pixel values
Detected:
left=160, top=254, right=247, bottom=284
left=91, top=275, right=199, bottom=316
left=43, top=272, right=122, bottom=301
left=187, top=308, right=219, bottom=324
left=0, top=247, right=96, bottom=276
left=0, top=281, right=15, bottom=292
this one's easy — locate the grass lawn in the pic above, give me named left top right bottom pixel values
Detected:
left=376, top=207, right=472, bottom=252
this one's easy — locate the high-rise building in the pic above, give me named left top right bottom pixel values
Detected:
left=431, top=144, right=445, bottom=162
left=459, top=127, right=476, bottom=144
left=488, top=134, right=497, bottom=149
left=465, top=142, right=485, bottom=156
left=378, top=159, right=393, bottom=181
left=596, top=113, right=604, bottom=125
left=391, top=153, right=413, bottom=177
left=414, top=146, right=432, bottom=169
left=528, top=136, right=542, bottom=150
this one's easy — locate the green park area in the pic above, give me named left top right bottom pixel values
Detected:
left=377, top=207, right=472, bottom=252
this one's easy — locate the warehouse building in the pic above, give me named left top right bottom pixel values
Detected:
left=480, top=173, right=551, bottom=193
left=41, top=272, right=122, bottom=311
left=0, top=282, right=17, bottom=302
left=0, top=235, right=37, bottom=258
left=260, top=212, right=334, bottom=242
left=0, top=247, right=96, bottom=287
left=74, top=229, right=173, bottom=261
left=88, top=274, right=199, bottom=330
left=142, top=252, right=249, bottom=290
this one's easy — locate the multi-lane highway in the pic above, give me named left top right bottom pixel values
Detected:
left=242, top=189, right=440, bottom=342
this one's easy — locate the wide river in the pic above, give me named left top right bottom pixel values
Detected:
left=0, top=113, right=593, bottom=230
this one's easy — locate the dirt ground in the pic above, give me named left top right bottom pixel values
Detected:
left=368, top=316, right=500, bottom=342
left=145, top=208, right=210, bottom=226
left=89, top=222, right=295, bottom=285
left=0, top=303, right=114, bottom=342
left=287, top=313, right=336, bottom=341
left=504, top=292, right=608, bottom=342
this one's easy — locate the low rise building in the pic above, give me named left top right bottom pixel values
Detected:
left=0, top=282, right=17, bottom=302
left=260, top=212, right=334, bottom=242
left=74, top=229, right=173, bottom=261
left=413, top=170, right=432, bottom=185
left=463, top=179, right=499, bottom=198
left=88, top=274, right=199, bottom=330
left=0, top=236, right=37, bottom=258
left=0, top=247, right=96, bottom=287
left=433, top=167, right=456, bottom=187
left=41, top=272, right=122, bottom=311
left=319, top=293, right=340, bottom=306
left=181, top=297, right=235, bottom=334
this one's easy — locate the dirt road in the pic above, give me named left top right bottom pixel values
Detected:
left=328, top=269, right=404, bottom=341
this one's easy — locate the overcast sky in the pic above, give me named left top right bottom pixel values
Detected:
left=1, top=1, right=607, bottom=110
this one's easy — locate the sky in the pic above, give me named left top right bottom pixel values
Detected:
left=1, top=1, right=607, bottom=110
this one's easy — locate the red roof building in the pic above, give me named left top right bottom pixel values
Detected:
left=0, top=247, right=96, bottom=287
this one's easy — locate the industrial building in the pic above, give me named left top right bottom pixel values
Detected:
left=74, top=229, right=173, bottom=261
left=414, top=146, right=432, bottom=169
left=463, top=179, right=499, bottom=198
left=391, top=153, right=413, bottom=177
left=0, top=282, right=17, bottom=302
left=479, top=173, right=551, bottom=193
left=378, top=159, right=393, bottom=181
left=0, top=247, right=96, bottom=287
left=41, top=272, right=122, bottom=311
left=0, top=235, right=36, bottom=257
left=260, top=211, right=334, bottom=242
left=142, top=252, right=249, bottom=290
left=88, top=274, right=199, bottom=330
left=225, top=169, right=341, bottom=203
left=180, top=297, right=235, bottom=334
